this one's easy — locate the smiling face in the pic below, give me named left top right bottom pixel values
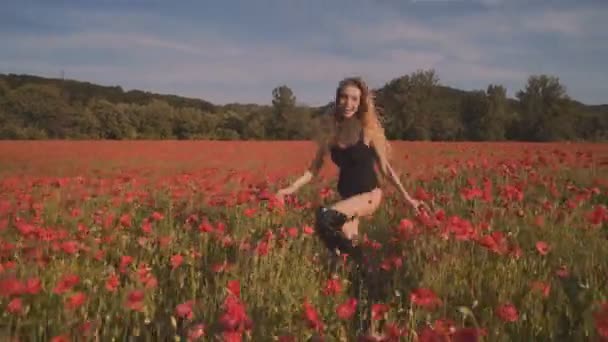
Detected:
left=337, top=84, right=362, bottom=119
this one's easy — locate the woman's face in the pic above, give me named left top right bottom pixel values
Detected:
left=337, top=85, right=361, bottom=119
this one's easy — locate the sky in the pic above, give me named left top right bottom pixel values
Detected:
left=1, top=0, right=607, bottom=106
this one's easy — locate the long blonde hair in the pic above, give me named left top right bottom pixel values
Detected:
left=326, top=77, right=392, bottom=176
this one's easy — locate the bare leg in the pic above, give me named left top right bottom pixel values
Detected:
left=331, top=188, right=383, bottom=238
left=314, top=188, right=383, bottom=267
left=342, top=218, right=359, bottom=240
left=331, top=189, right=386, bottom=338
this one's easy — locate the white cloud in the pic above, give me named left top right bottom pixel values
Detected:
left=331, top=13, right=530, bottom=86
left=2, top=2, right=606, bottom=105
left=439, top=60, right=528, bottom=83
left=1, top=19, right=453, bottom=105
left=335, top=18, right=486, bottom=63
left=8, top=31, right=243, bottom=59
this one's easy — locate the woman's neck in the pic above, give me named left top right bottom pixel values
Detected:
left=335, top=116, right=362, bottom=146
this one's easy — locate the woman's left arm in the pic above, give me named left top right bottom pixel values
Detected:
left=384, top=161, right=414, bottom=202
left=372, top=141, right=427, bottom=212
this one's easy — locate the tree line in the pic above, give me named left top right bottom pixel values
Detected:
left=0, top=71, right=606, bottom=141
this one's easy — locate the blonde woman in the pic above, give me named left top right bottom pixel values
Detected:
left=277, top=77, right=428, bottom=261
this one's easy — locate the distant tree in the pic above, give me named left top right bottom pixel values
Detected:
left=0, top=72, right=605, bottom=141
left=485, top=84, right=510, bottom=140
left=0, top=81, right=9, bottom=127
left=460, top=84, right=511, bottom=141
left=0, top=84, right=43, bottom=139
left=65, top=104, right=102, bottom=139
left=426, top=97, right=464, bottom=141
left=173, top=107, right=203, bottom=139
left=198, top=112, right=221, bottom=136
left=89, top=99, right=134, bottom=139
left=515, top=75, right=575, bottom=141
left=460, top=90, right=488, bottom=141
left=6, top=84, right=72, bottom=138
left=271, top=85, right=296, bottom=139
left=137, top=99, right=175, bottom=139
left=215, top=128, right=240, bottom=140
left=431, top=114, right=464, bottom=140
left=220, top=110, right=246, bottom=139
left=0, top=97, right=17, bottom=138
left=242, top=107, right=271, bottom=140
left=376, top=69, right=439, bottom=140
left=272, top=85, right=296, bottom=113
left=0, top=79, right=9, bottom=97
left=284, top=106, right=314, bottom=140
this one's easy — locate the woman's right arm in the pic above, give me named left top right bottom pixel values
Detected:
left=277, top=105, right=334, bottom=197
left=277, top=144, right=326, bottom=196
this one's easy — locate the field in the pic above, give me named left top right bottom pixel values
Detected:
left=0, top=140, right=607, bottom=341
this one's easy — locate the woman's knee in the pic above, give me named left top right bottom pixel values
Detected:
left=342, top=218, right=359, bottom=239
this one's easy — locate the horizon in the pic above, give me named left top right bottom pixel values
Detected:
left=5, top=71, right=606, bottom=109
left=1, top=0, right=607, bottom=106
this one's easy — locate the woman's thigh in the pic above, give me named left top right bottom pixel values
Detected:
left=330, top=188, right=383, bottom=219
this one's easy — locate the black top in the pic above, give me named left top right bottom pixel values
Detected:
left=330, top=132, right=379, bottom=199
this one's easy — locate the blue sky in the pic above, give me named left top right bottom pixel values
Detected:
left=1, top=0, right=606, bottom=105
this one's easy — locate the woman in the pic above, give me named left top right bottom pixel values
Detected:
left=276, top=77, right=428, bottom=261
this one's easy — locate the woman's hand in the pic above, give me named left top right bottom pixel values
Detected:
left=275, top=187, right=293, bottom=203
left=406, top=197, right=430, bottom=215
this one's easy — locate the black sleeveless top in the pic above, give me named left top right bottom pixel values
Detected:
left=330, top=132, right=379, bottom=199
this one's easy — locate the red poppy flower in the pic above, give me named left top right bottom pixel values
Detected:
left=495, top=303, right=518, bottom=322
left=336, top=298, right=357, bottom=320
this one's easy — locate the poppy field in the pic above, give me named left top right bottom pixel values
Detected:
left=0, top=140, right=607, bottom=341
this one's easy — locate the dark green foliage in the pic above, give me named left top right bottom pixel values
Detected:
left=513, top=75, right=578, bottom=141
left=460, top=85, right=513, bottom=141
left=0, top=72, right=605, bottom=141
left=376, top=69, right=440, bottom=140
